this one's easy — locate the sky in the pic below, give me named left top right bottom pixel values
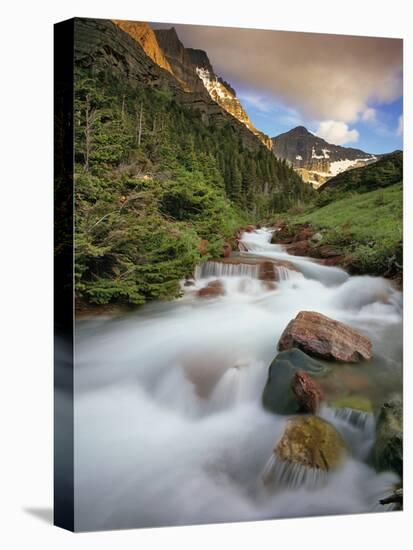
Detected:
left=152, top=23, right=403, bottom=154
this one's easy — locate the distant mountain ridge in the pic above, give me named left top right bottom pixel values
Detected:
left=272, top=126, right=377, bottom=188
left=319, top=150, right=402, bottom=193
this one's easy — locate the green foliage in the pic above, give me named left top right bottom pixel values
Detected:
left=319, top=151, right=403, bottom=195
left=286, top=183, right=403, bottom=277
left=74, top=65, right=312, bottom=307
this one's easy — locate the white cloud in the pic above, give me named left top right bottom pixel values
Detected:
left=163, top=25, right=403, bottom=123
left=238, top=92, right=272, bottom=112
left=396, top=115, right=403, bottom=136
left=362, top=108, right=377, bottom=122
left=316, top=120, right=359, bottom=145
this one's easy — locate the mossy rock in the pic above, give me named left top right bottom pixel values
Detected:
left=262, top=348, right=329, bottom=415
left=276, top=416, right=346, bottom=471
left=372, top=396, right=403, bottom=478
left=331, top=395, right=373, bottom=413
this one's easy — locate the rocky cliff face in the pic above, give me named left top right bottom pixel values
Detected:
left=155, top=27, right=272, bottom=149
left=272, top=126, right=376, bottom=188
left=113, top=20, right=173, bottom=74
left=75, top=18, right=264, bottom=151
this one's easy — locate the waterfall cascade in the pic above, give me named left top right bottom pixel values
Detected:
left=74, top=227, right=403, bottom=530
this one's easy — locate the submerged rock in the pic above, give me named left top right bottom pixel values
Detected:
left=276, top=416, right=346, bottom=471
left=292, top=370, right=324, bottom=414
left=379, top=487, right=403, bottom=510
left=197, top=280, right=225, bottom=298
left=372, top=397, right=403, bottom=478
left=262, top=348, right=328, bottom=415
left=259, top=261, right=278, bottom=281
left=278, top=310, right=372, bottom=362
left=332, top=395, right=373, bottom=413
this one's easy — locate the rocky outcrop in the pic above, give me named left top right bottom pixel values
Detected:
left=155, top=27, right=272, bottom=149
left=372, top=397, right=403, bottom=478
left=74, top=19, right=264, bottom=152
left=278, top=311, right=372, bottom=362
left=197, top=279, right=225, bottom=298
left=271, top=223, right=351, bottom=267
left=272, top=126, right=376, bottom=188
left=275, top=416, right=346, bottom=471
left=113, top=20, right=173, bottom=73
left=291, top=370, right=324, bottom=414
left=262, top=348, right=329, bottom=415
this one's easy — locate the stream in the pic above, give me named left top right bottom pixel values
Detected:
left=73, top=228, right=402, bottom=531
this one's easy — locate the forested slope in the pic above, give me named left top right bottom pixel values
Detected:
left=73, top=19, right=313, bottom=307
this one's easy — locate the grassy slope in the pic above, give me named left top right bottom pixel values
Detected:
left=286, top=183, right=403, bottom=277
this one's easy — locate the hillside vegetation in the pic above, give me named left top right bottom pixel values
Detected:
left=74, top=67, right=313, bottom=307
left=318, top=150, right=402, bottom=196
left=282, top=153, right=403, bottom=279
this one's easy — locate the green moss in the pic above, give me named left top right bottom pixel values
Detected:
left=276, top=416, right=346, bottom=470
left=332, top=395, right=374, bottom=413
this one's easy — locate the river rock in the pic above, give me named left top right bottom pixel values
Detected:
left=275, top=416, right=346, bottom=471
left=278, top=311, right=372, bottom=362
left=291, top=370, right=324, bottom=414
left=310, top=232, right=323, bottom=244
left=271, top=225, right=295, bottom=244
left=197, top=280, right=225, bottom=298
left=284, top=240, right=311, bottom=256
left=259, top=261, right=278, bottom=281
left=222, top=242, right=232, bottom=258
left=262, top=348, right=328, bottom=415
left=294, top=225, right=314, bottom=242
left=372, top=396, right=403, bottom=478
left=314, top=244, right=345, bottom=258
left=262, top=281, right=277, bottom=291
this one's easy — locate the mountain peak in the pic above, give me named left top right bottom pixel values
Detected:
left=289, top=126, right=312, bottom=136
left=272, top=126, right=376, bottom=188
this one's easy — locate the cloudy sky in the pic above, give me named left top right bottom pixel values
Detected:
left=152, top=23, right=403, bottom=153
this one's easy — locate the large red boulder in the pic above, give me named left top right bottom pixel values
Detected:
left=291, top=370, right=324, bottom=414
left=278, top=311, right=372, bottom=362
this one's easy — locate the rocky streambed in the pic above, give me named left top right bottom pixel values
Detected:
left=73, top=228, right=403, bottom=530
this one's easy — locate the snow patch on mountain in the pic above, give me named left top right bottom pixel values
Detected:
left=329, top=157, right=375, bottom=176
left=196, top=67, right=233, bottom=100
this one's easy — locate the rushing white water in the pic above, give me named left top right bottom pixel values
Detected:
left=73, top=228, right=402, bottom=531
